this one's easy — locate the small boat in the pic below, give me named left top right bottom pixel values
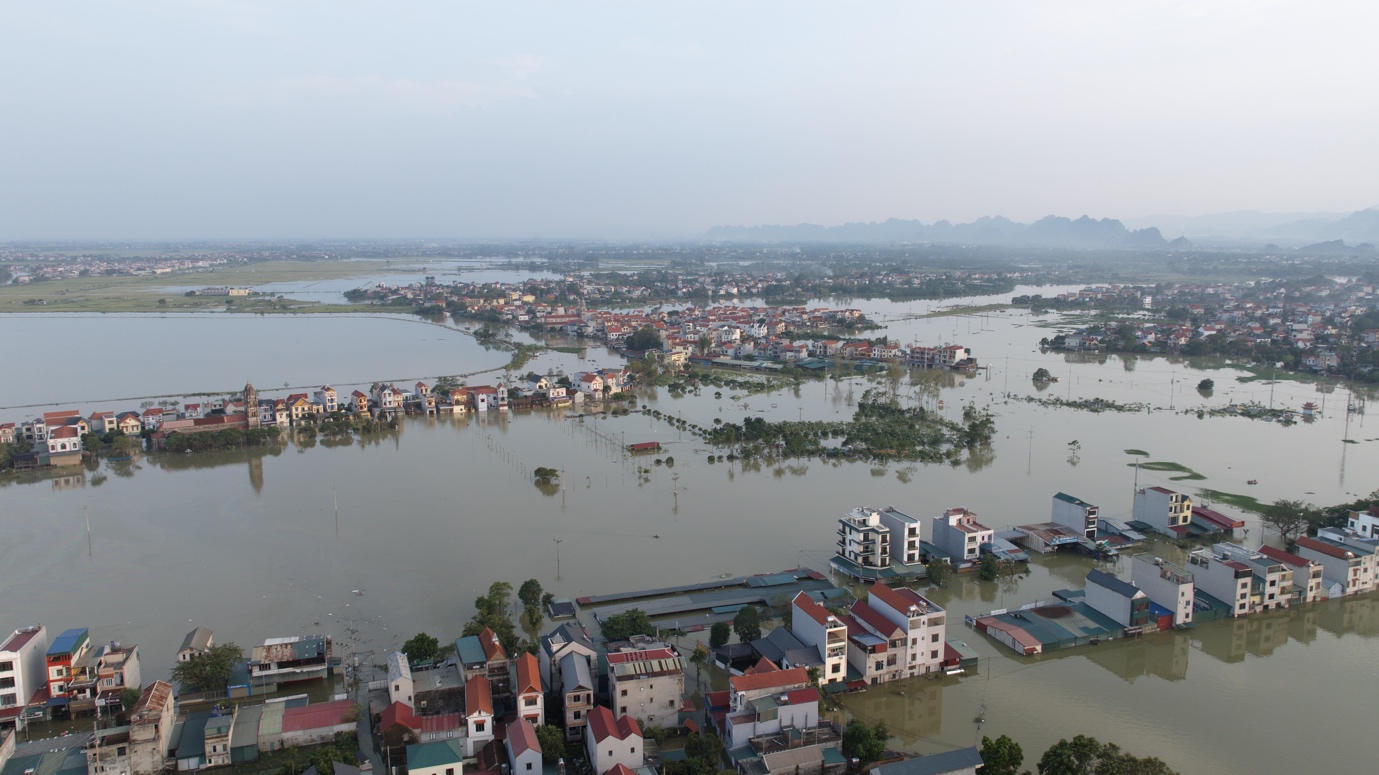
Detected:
left=1247, top=479, right=1258, bottom=485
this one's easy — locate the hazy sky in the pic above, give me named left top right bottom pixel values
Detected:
left=2, top=1, right=1376, bottom=239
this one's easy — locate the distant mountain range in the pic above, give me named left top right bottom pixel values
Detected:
left=705, top=215, right=1174, bottom=249
left=706, top=208, right=1379, bottom=250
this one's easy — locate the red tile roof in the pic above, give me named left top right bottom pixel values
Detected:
left=869, top=582, right=930, bottom=614
left=587, top=705, right=641, bottom=743
left=515, top=652, right=540, bottom=695
left=792, top=592, right=834, bottom=628
left=1, top=628, right=41, bottom=652
left=421, top=714, right=463, bottom=735
left=479, top=627, right=507, bottom=661
left=506, top=718, right=541, bottom=758
left=1258, top=545, right=1314, bottom=568
left=728, top=666, right=809, bottom=694
left=606, top=764, right=638, bottom=775
left=706, top=691, right=730, bottom=709
left=744, top=657, right=779, bottom=675
left=380, top=701, right=418, bottom=732
left=784, top=688, right=819, bottom=706
left=1296, top=536, right=1352, bottom=560
left=849, top=601, right=902, bottom=637
left=466, top=675, right=493, bottom=716
left=281, top=699, right=354, bottom=732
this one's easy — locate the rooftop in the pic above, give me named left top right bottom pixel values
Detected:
left=1, top=626, right=43, bottom=653
left=1086, top=569, right=1142, bottom=599
left=1053, top=492, right=1095, bottom=508
left=48, top=628, right=88, bottom=656
left=871, top=748, right=985, bottom=775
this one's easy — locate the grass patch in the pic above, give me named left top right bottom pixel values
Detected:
left=1343, top=438, right=1359, bottom=444
left=1231, top=363, right=1334, bottom=386
left=1123, top=448, right=1150, bottom=457
left=549, top=345, right=586, bottom=354
left=903, top=303, right=1012, bottom=319
left=0, top=260, right=393, bottom=313
left=1198, top=488, right=1268, bottom=514
left=1127, top=460, right=1205, bottom=481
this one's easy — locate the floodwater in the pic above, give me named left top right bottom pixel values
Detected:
left=2, top=285, right=1376, bottom=774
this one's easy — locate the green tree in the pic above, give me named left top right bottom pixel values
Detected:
left=170, top=642, right=244, bottom=693
left=1261, top=498, right=1320, bottom=547
left=841, top=719, right=885, bottom=767
left=980, top=735, right=1024, bottom=775
left=464, top=581, right=519, bottom=654
left=533, top=467, right=559, bottom=484
left=709, top=621, right=732, bottom=649
left=536, top=725, right=566, bottom=762
left=626, top=325, right=664, bottom=351
left=601, top=609, right=655, bottom=641
left=121, top=688, right=142, bottom=712
left=926, top=559, right=953, bottom=588
left=979, top=553, right=1000, bottom=581
left=1196, top=378, right=1214, bottom=392
left=1033, top=367, right=1052, bottom=382
left=401, top=633, right=440, bottom=664
left=733, top=606, right=761, bottom=643
left=518, top=579, right=545, bottom=610
left=1037, top=735, right=1103, bottom=775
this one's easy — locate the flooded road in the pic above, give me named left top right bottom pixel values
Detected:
left=2, top=286, right=1375, bottom=774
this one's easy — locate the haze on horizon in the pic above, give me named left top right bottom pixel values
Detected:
left=2, top=1, right=1376, bottom=241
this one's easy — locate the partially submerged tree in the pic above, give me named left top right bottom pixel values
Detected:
left=170, top=643, right=244, bottom=693
left=401, top=633, right=439, bottom=664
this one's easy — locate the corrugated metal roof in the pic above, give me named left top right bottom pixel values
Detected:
left=258, top=702, right=286, bottom=738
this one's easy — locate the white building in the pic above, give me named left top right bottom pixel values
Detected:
left=0, top=625, right=49, bottom=726
left=930, top=508, right=993, bottom=568
left=875, top=507, right=923, bottom=566
left=387, top=651, right=413, bottom=709
left=1258, top=546, right=1325, bottom=604
left=1187, top=549, right=1259, bottom=617
left=315, top=386, right=338, bottom=413
left=866, top=582, right=947, bottom=678
left=833, top=507, right=891, bottom=574
left=724, top=668, right=816, bottom=749
left=1211, top=543, right=1293, bottom=613
left=462, top=675, right=493, bottom=757
left=1132, top=487, right=1192, bottom=537
left=1084, top=570, right=1152, bottom=629
left=539, top=622, right=597, bottom=696
left=585, top=706, right=643, bottom=775
left=789, top=592, right=847, bottom=684
left=605, top=646, right=683, bottom=729
left=1130, top=557, right=1195, bottom=627
left=1051, top=492, right=1099, bottom=540
left=1295, top=530, right=1378, bottom=597
left=1347, top=506, right=1379, bottom=539
left=504, top=719, right=543, bottom=775
left=176, top=628, right=212, bottom=663
left=513, top=652, right=543, bottom=726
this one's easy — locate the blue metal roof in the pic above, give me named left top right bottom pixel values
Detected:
left=872, top=748, right=985, bottom=775
left=454, top=636, right=486, bottom=667
left=48, top=628, right=88, bottom=656
left=1087, top=569, right=1140, bottom=599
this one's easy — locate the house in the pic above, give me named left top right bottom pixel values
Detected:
left=1187, top=550, right=1259, bottom=617
left=474, top=627, right=509, bottom=696
left=560, top=652, right=596, bottom=740
left=46, top=425, right=82, bottom=455
left=0, top=626, right=48, bottom=729
left=248, top=635, right=331, bottom=683
left=869, top=748, right=985, bottom=775
left=141, top=408, right=164, bottom=431
left=1084, top=570, right=1153, bottom=630
left=1132, top=487, right=1192, bottom=537
left=68, top=642, right=141, bottom=717
left=85, top=724, right=133, bottom=775
left=931, top=508, right=993, bottom=569
left=461, top=675, right=493, bottom=757
left=1257, top=546, right=1325, bottom=603
left=574, top=373, right=605, bottom=397
left=1206, top=543, right=1293, bottom=613
left=874, top=507, right=923, bottom=566
left=513, top=652, right=543, bottom=725
left=790, top=593, right=847, bottom=684
left=351, top=391, right=370, bottom=413
left=748, top=628, right=820, bottom=674
left=177, top=628, right=213, bottom=662
left=539, top=622, right=597, bottom=696
left=203, top=710, right=234, bottom=768
left=605, top=646, right=684, bottom=728
left=504, top=718, right=543, bottom=775
left=89, top=412, right=117, bottom=435
left=315, top=386, right=338, bottom=413
left=387, top=652, right=413, bottom=709
left=374, top=385, right=405, bottom=412
left=1130, top=556, right=1195, bottom=627
left=182, top=404, right=204, bottom=420
left=1295, top=531, right=1378, bottom=596
left=865, top=583, right=948, bottom=679
left=117, top=413, right=143, bottom=436
left=723, top=669, right=816, bottom=749
left=1347, top=505, right=1379, bottom=539
left=832, top=507, right=891, bottom=578
left=841, top=604, right=902, bottom=685
left=1051, top=493, right=1099, bottom=540
left=405, top=739, right=465, bottom=775
left=0, top=422, right=17, bottom=444
left=585, top=706, right=643, bottom=775
left=128, top=681, right=176, bottom=775
left=46, top=627, right=92, bottom=702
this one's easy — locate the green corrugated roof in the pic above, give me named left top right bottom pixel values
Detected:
left=455, top=636, right=486, bottom=666
left=406, top=740, right=465, bottom=770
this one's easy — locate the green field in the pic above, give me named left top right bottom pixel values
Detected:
left=903, top=303, right=1013, bottom=320
left=1127, top=460, right=1205, bottom=481
left=1197, top=488, right=1268, bottom=514
left=0, top=260, right=394, bottom=313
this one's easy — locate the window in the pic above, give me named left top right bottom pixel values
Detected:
left=621, top=706, right=627, bottom=715
left=0, top=661, right=12, bottom=672
left=608, top=750, right=613, bottom=758
left=0, top=678, right=12, bottom=690
left=526, top=765, right=532, bottom=771
left=668, top=700, right=675, bottom=708
left=621, top=689, right=628, bottom=697
left=573, top=710, right=582, bottom=720
left=631, top=747, right=636, bottom=754
left=931, top=633, right=939, bottom=643
left=930, top=650, right=938, bottom=659
left=475, top=721, right=485, bottom=733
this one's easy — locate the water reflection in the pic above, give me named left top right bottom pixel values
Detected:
left=838, top=678, right=945, bottom=745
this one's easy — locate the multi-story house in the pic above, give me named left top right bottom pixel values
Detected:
left=475, top=628, right=509, bottom=697
left=249, top=635, right=331, bottom=683
left=315, top=386, right=338, bottom=413
left=128, top=681, right=175, bottom=775
left=387, top=651, right=413, bottom=709
left=1296, top=530, right=1378, bottom=597
left=1085, top=570, right=1153, bottom=630
left=723, top=667, right=815, bottom=749
left=513, top=653, right=542, bottom=725
left=875, top=507, right=923, bottom=566
left=46, top=627, right=91, bottom=703
left=89, top=412, right=117, bottom=435
left=1258, top=546, right=1325, bottom=603
left=1130, top=556, right=1195, bottom=627
left=605, top=646, right=683, bottom=728
left=585, top=706, right=643, bottom=775
left=866, top=583, right=947, bottom=679
left=117, top=413, right=142, bottom=436
left=560, top=652, right=595, bottom=741
left=462, top=675, right=493, bottom=757
left=177, top=628, right=213, bottom=663
left=1347, top=505, right=1379, bottom=539
left=789, top=593, right=846, bottom=684
left=1212, top=543, right=1293, bottom=613
left=69, top=642, right=141, bottom=717
left=1051, top=493, right=1099, bottom=540
left=539, top=622, right=597, bottom=696
left=0, top=625, right=48, bottom=727
left=842, top=602, right=904, bottom=684
left=832, top=507, right=891, bottom=578
left=1187, top=549, right=1257, bottom=617
left=85, top=725, right=133, bottom=775
left=1132, top=487, right=1193, bottom=537
left=930, top=508, right=993, bottom=569
left=504, top=719, right=543, bottom=775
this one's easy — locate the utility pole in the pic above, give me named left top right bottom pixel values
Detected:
left=554, top=538, right=563, bottom=580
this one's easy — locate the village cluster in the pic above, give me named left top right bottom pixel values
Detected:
left=825, top=494, right=1379, bottom=658
left=1035, top=278, right=1379, bottom=378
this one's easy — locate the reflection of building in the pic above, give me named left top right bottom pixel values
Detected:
left=840, top=680, right=944, bottom=741
left=1317, top=595, right=1379, bottom=638
left=1244, top=613, right=1291, bottom=658
left=1083, top=631, right=1190, bottom=684
left=1194, top=618, right=1248, bottom=664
